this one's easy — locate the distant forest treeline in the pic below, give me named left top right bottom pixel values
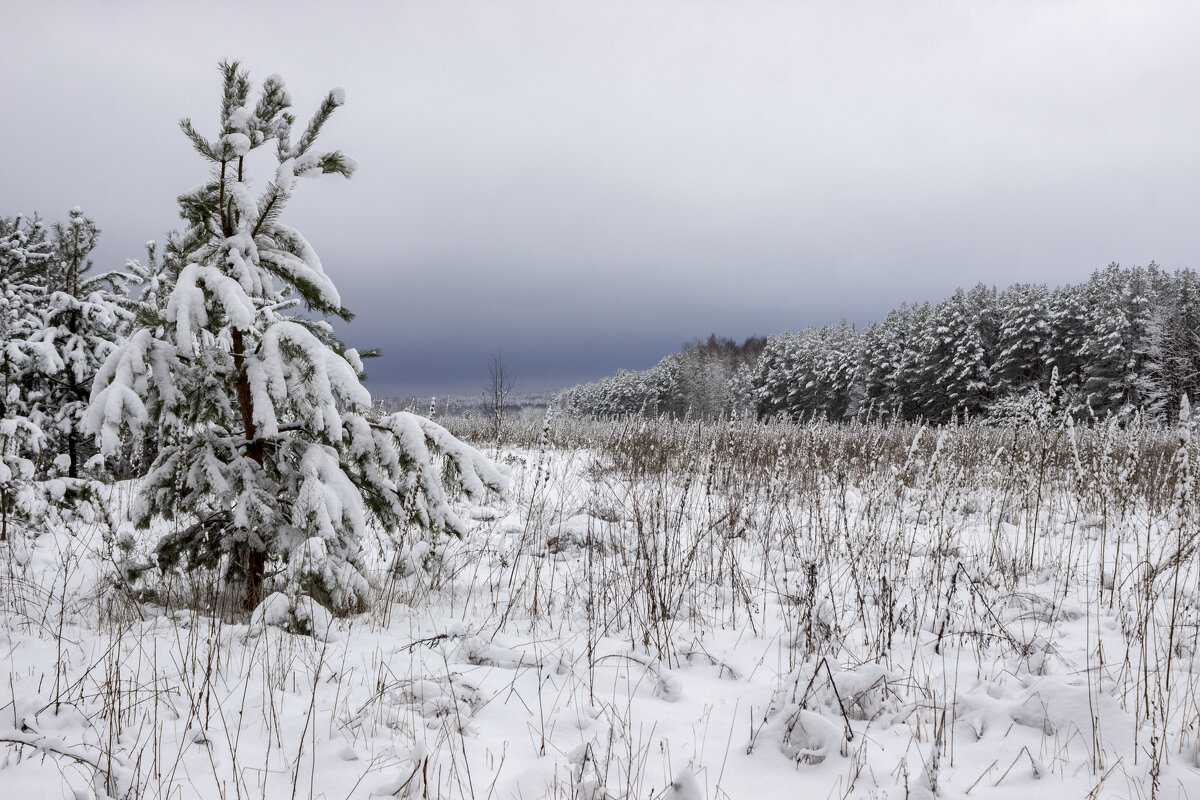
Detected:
left=558, top=263, right=1200, bottom=423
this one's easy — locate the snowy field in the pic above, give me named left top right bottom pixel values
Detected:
left=2, top=415, right=1199, bottom=799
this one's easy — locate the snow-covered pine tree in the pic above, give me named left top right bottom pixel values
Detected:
left=41, top=208, right=132, bottom=478
left=729, top=360, right=756, bottom=418
left=1124, top=264, right=1163, bottom=418
left=751, top=325, right=860, bottom=421
left=1047, top=282, right=1088, bottom=411
left=811, top=323, right=861, bottom=421
left=933, top=286, right=995, bottom=421
left=907, top=301, right=948, bottom=421
left=87, top=62, right=506, bottom=612
left=965, top=284, right=998, bottom=412
left=0, top=215, right=62, bottom=538
left=1080, top=264, right=1159, bottom=419
left=859, top=305, right=912, bottom=421
left=753, top=332, right=796, bottom=419
left=781, top=330, right=819, bottom=420
left=649, top=352, right=685, bottom=416
left=1079, top=265, right=1130, bottom=417
left=993, top=282, right=1052, bottom=398
left=1148, top=269, right=1200, bottom=416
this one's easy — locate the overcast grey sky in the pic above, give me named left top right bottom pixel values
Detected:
left=3, top=1, right=1198, bottom=396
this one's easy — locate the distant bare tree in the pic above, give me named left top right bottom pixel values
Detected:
left=484, top=349, right=516, bottom=441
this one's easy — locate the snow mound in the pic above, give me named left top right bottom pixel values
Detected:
left=249, top=591, right=337, bottom=641
left=766, top=707, right=844, bottom=765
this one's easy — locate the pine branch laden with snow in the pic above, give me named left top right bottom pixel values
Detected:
left=86, top=61, right=505, bottom=614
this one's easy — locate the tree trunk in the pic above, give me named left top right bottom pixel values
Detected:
left=244, top=548, right=265, bottom=613
left=67, top=429, right=78, bottom=479
left=66, top=378, right=81, bottom=480
left=231, top=327, right=265, bottom=610
left=67, top=292, right=80, bottom=480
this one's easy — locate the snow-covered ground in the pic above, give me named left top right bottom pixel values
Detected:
left=2, top=420, right=1199, bottom=799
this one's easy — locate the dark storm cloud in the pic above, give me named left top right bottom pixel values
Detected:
left=4, top=1, right=1200, bottom=396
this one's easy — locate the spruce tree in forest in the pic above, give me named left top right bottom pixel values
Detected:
left=0, top=215, right=61, bottom=538
left=931, top=286, right=995, bottom=421
left=860, top=306, right=913, bottom=421
left=751, top=334, right=790, bottom=419
left=1047, top=283, right=1088, bottom=393
left=42, top=208, right=131, bottom=478
left=906, top=302, right=942, bottom=420
left=994, top=283, right=1052, bottom=397
left=1081, top=264, right=1157, bottom=418
left=1149, top=269, right=1200, bottom=410
left=87, top=62, right=506, bottom=612
left=1124, top=264, right=1162, bottom=416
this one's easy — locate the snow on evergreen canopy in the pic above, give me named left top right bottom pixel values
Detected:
left=556, top=337, right=762, bottom=420
left=559, top=265, right=1200, bottom=425
left=86, top=62, right=507, bottom=613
